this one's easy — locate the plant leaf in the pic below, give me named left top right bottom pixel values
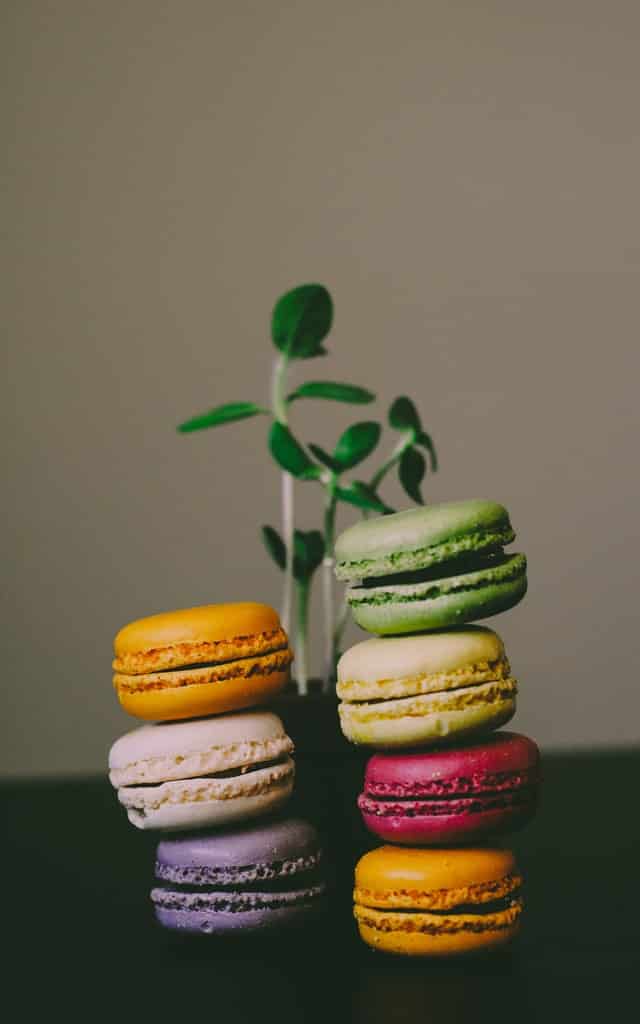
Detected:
left=417, top=431, right=438, bottom=472
left=287, top=381, right=375, bottom=404
left=271, top=284, right=333, bottom=360
left=399, top=446, right=426, bottom=504
left=268, top=422, right=320, bottom=479
left=335, top=481, right=389, bottom=513
left=261, top=525, right=286, bottom=571
left=308, top=443, right=341, bottom=474
left=332, top=421, right=381, bottom=471
left=303, top=529, right=325, bottom=569
left=292, top=529, right=325, bottom=581
left=389, top=396, right=421, bottom=434
left=352, top=481, right=395, bottom=513
left=177, top=401, right=266, bottom=433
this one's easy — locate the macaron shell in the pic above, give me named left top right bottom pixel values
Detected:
left=363, top=732, right=540, bottom=795
left=338, top=682, right=516, bottom=748
left=355, top=845, right=519, bottom=900
left=338, top=625, right=507, bottom=677
left=334, top=500, right=514, bottom=581
left=348, top=555, right=527, bottom=635
left=115, top=602, right=282, bottom=658
left=115, top=664, right=290, bottom=721
left=119, top=769, right=294, bottom=831
left=152, top=895, right=324, bottom=935
left=114, top=649, right=292, bottom=694
left=355, top=905, right=521, bottom=957
left=155, top=818, right=322, bottom=882
left=109, top=710, right=292, bottom=783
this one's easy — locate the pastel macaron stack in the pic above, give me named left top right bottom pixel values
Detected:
left=108, top=602, right=326, bottom=935
left=334, top=499, right=540, bottom=956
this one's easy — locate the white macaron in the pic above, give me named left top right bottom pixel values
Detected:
left=108, top=710, right=294, bottom=830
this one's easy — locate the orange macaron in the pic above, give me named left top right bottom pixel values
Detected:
left=113, top=602, right=293, bottom=721
left=354, top=845, right=523, bottom=956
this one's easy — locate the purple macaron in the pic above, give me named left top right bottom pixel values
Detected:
left=358, top=731, right=541, bottom=845
left=151, top=817, right=326, bottom=935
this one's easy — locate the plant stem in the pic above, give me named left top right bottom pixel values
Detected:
left=280, top=472, right=294, bottom=633
left=271, top=354, right=295, bottom=639
left=369, top=434, right=409, bottom=491
left=295, top=579, right=310, bottom=695
left=363, top=433, right=413, bottom=519
left=271, top=354, right=290, bottom=424
left=333, top=592, right=350, bottom=661
left=321, top=482, right=338, bottom=692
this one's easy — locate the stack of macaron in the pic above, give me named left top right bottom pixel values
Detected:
left=334, top=499, right=541, bottom=957
left=107, top=601, right=326, bottom=935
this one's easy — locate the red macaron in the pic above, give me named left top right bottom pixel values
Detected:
left=358, top=731, right=540, bottom=846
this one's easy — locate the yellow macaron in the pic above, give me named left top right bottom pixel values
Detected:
left=337, top=627, right=517, bottom=748
left=354, top=845, right=523, bottom=956
left=113, top=602, right=293, bottom=721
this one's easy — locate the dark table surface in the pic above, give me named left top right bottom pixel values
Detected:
left=3, top=748, right=639, bottom=1020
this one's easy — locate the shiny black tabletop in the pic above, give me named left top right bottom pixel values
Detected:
left=3, top=749, right=639, bottom=1020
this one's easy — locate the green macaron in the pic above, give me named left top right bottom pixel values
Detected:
left=334, top=500, right=527, bottom=635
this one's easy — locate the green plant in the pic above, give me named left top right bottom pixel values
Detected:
left=178, top=284, right=437, bottom=693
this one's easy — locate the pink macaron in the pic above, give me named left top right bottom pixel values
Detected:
left=358, top=731, right=541, bottom=846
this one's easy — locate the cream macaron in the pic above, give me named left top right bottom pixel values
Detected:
left=337, top=626, right=517, bottom=748
left=108, top=710, right=294, bottom=830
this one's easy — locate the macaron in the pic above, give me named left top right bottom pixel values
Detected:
left=354, top=846, right=523, bottom=956
left=334, top=500, right=527, bottom=634
left=112, top=602, right=293, bottom=720
left=108, top=710, right=294, bottom=830
left=151, top=818, right=326, bottom=935
left=337, top=627, right=517, bottom=748
left=358, top=732, right=540, bottom=844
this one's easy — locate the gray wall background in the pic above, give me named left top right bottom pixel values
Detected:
left=4, top=1, right=639, bottom=776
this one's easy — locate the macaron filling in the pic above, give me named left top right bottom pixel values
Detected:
left=354, top=895, right=523, bottom=936
left=151, top=883, right=326, bottom=914
left=124, top=754, right=289, bottom=787
left=118, top=754, right=294, bottom=808
left=338, top=677, right=517, bottom=747
left=358, top=786, right=537, bottom=819
left=113, top=647, right=294, bottom=694
left=347, top=553, right=526, bottom=607
left=362, top=761, right=538, bottom=797
left=340, top=678, right=518, bottom=722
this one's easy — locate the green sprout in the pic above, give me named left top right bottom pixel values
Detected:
left=178, top=284, right=437, bottom=693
